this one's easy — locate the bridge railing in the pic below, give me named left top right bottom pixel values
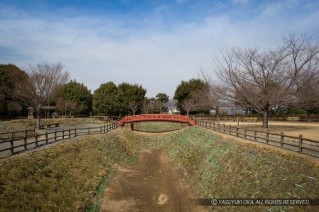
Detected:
left=118, top=114, right=196, bottom=126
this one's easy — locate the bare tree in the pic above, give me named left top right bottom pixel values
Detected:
left=181, top=98, right=196, bottom=116
left=213, top=35, right=319, bottom=128
left=56, top=98, right=77, bottom=117
left=180, top=90, right=206, bottom=115
left=199, top=72, right=229, bottom=118
left=128, top=100, right=140, bottom=115
left=295, top=72, right=319, bottom=120
left=8, top=63, right=69, bottom=130
left=141, top=99, right=149, bottom=114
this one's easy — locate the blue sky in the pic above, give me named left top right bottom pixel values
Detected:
left=1, top=0, right=319, bottom=97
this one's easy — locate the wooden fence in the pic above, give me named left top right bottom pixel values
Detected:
left=193, top=115, right=319, bottom=122
left=0, top=122, right=118, bottom=158
left=196, top=120, right=319, bottom=158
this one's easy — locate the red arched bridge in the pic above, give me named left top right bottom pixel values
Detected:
left=118, top=114, right=196, bottom=126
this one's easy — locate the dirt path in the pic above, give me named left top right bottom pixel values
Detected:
left=100, top=148, right=205, bottom=212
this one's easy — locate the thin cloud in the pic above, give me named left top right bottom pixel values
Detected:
left=0, top=1, right=318, bottom=97
left=232, top=0, right=250, bottom=5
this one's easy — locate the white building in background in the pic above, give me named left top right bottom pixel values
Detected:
left=166, top=99, right=180, bottom=114
left=168, top=107, right=180, bottom=114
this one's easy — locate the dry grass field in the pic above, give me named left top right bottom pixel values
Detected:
left=217, top=121, right=319, bottom=141
left=0, top=118, right=106, bottom=133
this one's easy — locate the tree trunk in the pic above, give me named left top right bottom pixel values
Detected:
left=307, top=111, right=311, bottom=122
left=36, top=106, right=41, bottom=130
left=262, top=111, right=269, bottom=128
left=215, top=106, right=220, bottom=121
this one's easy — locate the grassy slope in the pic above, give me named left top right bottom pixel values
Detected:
left=133, top=121, right=183, bottom=132
left=0, top=130, right=140, bottom=211
left=1, top=121, right=318, bottom=211
left=141, top=126, right=319, bottom=211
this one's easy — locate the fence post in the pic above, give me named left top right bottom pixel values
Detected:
left=88, top=127, right=90, bottom=135
left=298, top=135, right=303, bottom=153
left=280, top=132, right=284, bottom=148
left=236, top=127, right=239, bottom=137
left=55, top=130, right=57, bottom=142
left=24, top=130, right=27, bottom=151
left=62, top=130, right=65, bottom=139
left=10, top=132, right=14, bottom=155
left=229, top=125, right=231, bottom=134
left=45, top=131, right=48, bottom=144
left=213, top=122, right=216, bottom=130
left=35, top=133, right=38, bottom=147
left=266, top=132, right=269, bottom=144
left=223, top=123, right=225, bottom=133
left=75, top=128, right=77, bottom=137
left=254, top=131, right=257, bottom=142
left=103, top=125, right=106, bottom=133
left=69, top=129, right=71, bottom=138
left=244, top=129, right=247, bottom=139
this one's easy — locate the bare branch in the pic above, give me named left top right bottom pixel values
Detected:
left=7, top=63, right=70, bottom=129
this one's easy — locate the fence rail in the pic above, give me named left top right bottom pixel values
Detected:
left=193, top=115, right=319, bottom=122
left=196, top=120, right=319, bottom=158
left=0, top=122, right=118, bottom=158
left=0, top=129, right=35, bottom=141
